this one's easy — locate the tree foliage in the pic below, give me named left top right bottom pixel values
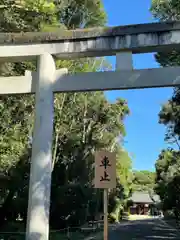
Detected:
left=151, top=0, right=180, bottom=21
left=151, top=0, right=180, bottom=219
left=132, top=170, right=155, bottom=192
left=58, top=0, right=107, bottom=29
left=154, top=149, right=180, bottom=219
left=0, top=0, right=133, bottom=233
left=109, top=149, right=133, bottom=221
left=150, top=0, right=180, bottom=70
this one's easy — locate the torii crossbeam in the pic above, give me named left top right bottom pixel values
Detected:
left=1, top=21, right=180, bottom=240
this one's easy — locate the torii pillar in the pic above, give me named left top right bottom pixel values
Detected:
left=26, top=53, right=55, bottom=240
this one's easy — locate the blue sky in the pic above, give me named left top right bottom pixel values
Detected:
left=103, top=0, right=174, bottom=171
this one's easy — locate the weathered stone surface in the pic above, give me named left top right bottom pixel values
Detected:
left=0, top=21, right=180, bottom=44
left=0, top=21, right=180, bottom=60
left=1, top=67, right=180, bottom=95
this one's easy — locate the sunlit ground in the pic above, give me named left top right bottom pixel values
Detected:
left=128, top=214, right=154, bottom=221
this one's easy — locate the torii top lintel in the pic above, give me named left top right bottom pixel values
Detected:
left=0, top=21, right=180, bottom=61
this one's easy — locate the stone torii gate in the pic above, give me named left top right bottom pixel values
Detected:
left=1, top=21, right=180, bottom=240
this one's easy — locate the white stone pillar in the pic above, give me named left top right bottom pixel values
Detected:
left=26, top=53, right=56, bottom=240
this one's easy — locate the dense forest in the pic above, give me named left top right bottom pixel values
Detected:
left=0, top=0, right=133, bottom=235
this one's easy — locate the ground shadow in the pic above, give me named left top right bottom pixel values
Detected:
left=109, top=218, right=180, bottom=240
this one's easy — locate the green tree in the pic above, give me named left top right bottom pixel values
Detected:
left=0, top=91, right=130, bottom=229
left=51, top=93, right=130, bottom=228
left=132, top=170, right=155, bottom=192
left=154, top=149, right=180, bottom=219
left=109, top=148, right=133, bottom=222
left=151, top=0, right=180, bottom=21
left=0, top=0, right=60, bottom=32
left=150, top=0, right=180, bottom=69
left=156, top=87, right=180, bottom=148
left=0, top=0, right=133, bottom=232
left=150, top=0, right=180, bottom=148
left=0, top=0, right=109, bottom=230
left=58, top=0, right=107, bottom=29
left=0, top=0, right=108, bottom=170
left=150, top=1, right=180, bottom=220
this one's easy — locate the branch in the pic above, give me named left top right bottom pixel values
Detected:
left=173, top=135, right=180, bottom=150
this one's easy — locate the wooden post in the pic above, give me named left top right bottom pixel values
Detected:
left=26, top=53, right=56, bottom=240
left=104, top=189, right=108, bottom=240
left=94, top=151, right=116, bottom=240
